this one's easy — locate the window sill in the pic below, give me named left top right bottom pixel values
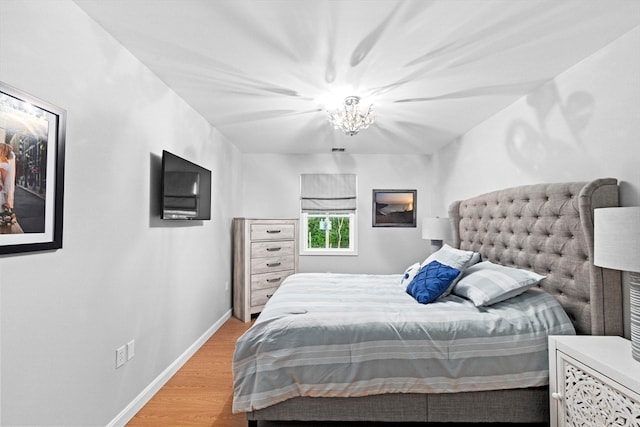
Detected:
left=300, top=249, right=358, bottom=256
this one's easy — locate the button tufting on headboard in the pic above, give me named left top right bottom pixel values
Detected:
left=449, top=179, right=622, bottom=336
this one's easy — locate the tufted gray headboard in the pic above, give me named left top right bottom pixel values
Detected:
left=449, top=178, right=622, bottom=336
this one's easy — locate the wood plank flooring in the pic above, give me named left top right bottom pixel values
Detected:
left=127, top=316, right=252, bottom=427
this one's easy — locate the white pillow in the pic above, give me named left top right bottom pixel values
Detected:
left=400, top=262, right=421, bottom=287
left=420, top=244, right=480, bottom=297
left=453, top=261, right=546, bottom=306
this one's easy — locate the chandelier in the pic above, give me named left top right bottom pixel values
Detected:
left=327, top=96, right=374, bottom=136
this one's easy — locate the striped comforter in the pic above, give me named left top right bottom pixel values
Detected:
left=232, top=273, right=575, bottom=413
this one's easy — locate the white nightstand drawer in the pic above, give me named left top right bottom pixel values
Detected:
left=558, top=354, right=640, bottom=426
left=549, top=335, right=640, bottom=427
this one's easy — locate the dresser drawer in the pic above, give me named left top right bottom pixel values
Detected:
left=251, top=240, right=294, bottom=259
left=251, top=286, right=279, bottom=307
left=251, top=223, right=295, bottom=241
left=251, top=256, right=294, bottom=274
left=251, top=270, right=293, bottom=291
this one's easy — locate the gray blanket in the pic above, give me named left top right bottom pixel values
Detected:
left=233, top=273, right=575, bottom=413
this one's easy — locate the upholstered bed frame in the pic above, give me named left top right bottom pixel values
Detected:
left=246, top=178, right=622, bottom=425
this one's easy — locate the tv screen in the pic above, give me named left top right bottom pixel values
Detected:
left=161, top=150, right=211, bottom=220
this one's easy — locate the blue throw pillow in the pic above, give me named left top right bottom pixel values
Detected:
left=406, top=260, right=461, bottom=304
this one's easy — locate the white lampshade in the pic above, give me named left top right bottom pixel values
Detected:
left=594, top=207, right=640, bottom=272
left=594, top=206, right=640, bottom=363
left=421, top=217, right=452, bottom=242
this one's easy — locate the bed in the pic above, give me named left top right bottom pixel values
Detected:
left=232, top=178, right=623, bottom=425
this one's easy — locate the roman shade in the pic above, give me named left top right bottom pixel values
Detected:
left=300, top=174, right=356, bottom=212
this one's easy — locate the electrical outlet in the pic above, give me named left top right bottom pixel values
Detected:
left=225, top=281, right=229, bottom=291
left=116, top=345, right=126, bottom=369
left=127, top=339, right=135, bottom=360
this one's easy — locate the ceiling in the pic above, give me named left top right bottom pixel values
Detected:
left=73, top=0, right=640, bottom=155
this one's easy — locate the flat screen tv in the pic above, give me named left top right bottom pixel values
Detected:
left=161, top=150, right=212, bottom=220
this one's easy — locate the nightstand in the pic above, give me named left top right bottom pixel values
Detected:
left=549, top=335, right=640, bottom=427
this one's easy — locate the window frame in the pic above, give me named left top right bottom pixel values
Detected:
left=300, top=211, right=357, bottom=256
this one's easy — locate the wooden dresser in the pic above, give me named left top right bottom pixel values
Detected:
left=233, top=218, right=298, bottom=322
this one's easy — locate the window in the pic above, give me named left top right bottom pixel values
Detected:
left=302, top=212, right=356, bottom=254
left=300, top=174, right=357, bottom=255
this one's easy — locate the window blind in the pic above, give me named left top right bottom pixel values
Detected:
left=300, top=173, right=356, bottom=212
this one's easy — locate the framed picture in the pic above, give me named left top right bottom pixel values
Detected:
left=0, top=82, right=66, bottom=254
left=372, top=189, right=417, bottom=227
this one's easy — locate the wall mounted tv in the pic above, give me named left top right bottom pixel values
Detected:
left=161, top=150, right=212, bottom=220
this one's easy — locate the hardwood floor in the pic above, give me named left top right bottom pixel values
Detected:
left=127, top=316, right=252, bottom=427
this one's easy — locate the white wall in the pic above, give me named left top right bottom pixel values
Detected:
left=429, top=26, right=640, bottom=337
left=1, top=1, right=637, bottom=424
left=0, top=1, right=242, bottom=425
left=241, top=153, right=434, bottom=274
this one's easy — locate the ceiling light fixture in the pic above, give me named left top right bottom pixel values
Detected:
left=328, top=96, right=374, bottom=136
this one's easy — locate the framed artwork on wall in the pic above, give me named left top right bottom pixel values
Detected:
left=372, top=189, right=417, bottom=227
left=0, top=82, right=66, bottom=255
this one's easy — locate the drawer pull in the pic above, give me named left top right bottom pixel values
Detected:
left=551, top=392, right=563, bottom=401
left=266, top=277, right=282, bottom=283
left=266, top=247, right=282, bottom=252
left=266, top=262, right=281, bottom=267
left=266, top=229, right=281, bottom=234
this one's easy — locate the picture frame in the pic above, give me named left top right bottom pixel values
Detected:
left=0, top=82, right=66, bottom=255
left=372, top=189, right=417, bottom=227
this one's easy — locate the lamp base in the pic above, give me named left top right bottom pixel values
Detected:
left=631, top=271, right=640, bottom=362
left=430, top=240, right=443, bottom=254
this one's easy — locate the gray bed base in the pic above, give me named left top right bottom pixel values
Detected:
left=245, top=178, right=623, bottom=425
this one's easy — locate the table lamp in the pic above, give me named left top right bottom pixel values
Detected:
left=594, top=207, right=640, bottom=362
left=422, top=217, right=453, bottom=254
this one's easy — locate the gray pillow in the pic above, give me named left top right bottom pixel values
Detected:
left=453, top=261, right=546, bottom=306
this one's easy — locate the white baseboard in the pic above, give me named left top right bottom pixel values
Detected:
left=107, top=309, right=232, bottom=427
